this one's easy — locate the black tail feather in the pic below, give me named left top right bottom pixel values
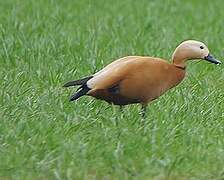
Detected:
left=63, top=76, right=93, bottom=87
left=69, top=85, right=90, bottom=101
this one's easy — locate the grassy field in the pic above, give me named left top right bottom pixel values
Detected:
left=0, top=0, right=224, bottom=179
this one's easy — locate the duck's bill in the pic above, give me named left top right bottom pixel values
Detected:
left=204, top=54, right=221, bottom=65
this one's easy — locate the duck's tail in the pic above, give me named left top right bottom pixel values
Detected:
left=63, top=76, right=93, bottom=101
left=69, top=84, right=91, bottom=101
left=63, top=76, right=93, bottom=87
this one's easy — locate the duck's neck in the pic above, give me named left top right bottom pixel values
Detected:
left=172, top=55, right=187, bottom=70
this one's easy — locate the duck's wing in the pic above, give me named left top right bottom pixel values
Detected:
left=87, top=56, right=147, bottom=92
left=93, top=56, right=142, bottom=76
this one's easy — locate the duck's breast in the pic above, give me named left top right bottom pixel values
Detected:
left=118, top=59, right=186, bottom=103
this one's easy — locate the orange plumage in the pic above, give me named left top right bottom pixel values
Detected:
left=63, top=40, right=221, bottom=116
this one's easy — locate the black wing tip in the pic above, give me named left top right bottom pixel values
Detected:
left=63, top=83, right=70, bottom=87
left=69, top=98, right=74, bottom=102
left=63, top=81, right=75, bottom=87
left=62, top=76, right=93, bottom=88
left=68, top=85, right=91, bottom=102
left=69, top=94, right=78, bottom=102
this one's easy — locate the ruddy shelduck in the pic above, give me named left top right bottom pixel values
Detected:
left=63, top=40, right=221, bottom=117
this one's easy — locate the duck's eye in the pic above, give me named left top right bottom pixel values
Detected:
left=200, top=46, right=204, bottom=49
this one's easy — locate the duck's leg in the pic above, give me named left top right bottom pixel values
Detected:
left=113, top=105, right=124, bottom=126
left=119, top=105, right=124, bottom=113
left=132, top=105, right=147, bottom=126
left=119, top=105, right=126, bottom=120
left=140, top=105, right=147, bottom=119
left=139, top=104, right=147, bottom=130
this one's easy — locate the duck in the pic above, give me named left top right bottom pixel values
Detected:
left=63, top=40, right=221, bottom=117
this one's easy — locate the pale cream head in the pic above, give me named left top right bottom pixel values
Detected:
left=172, top=40, right=210, bottom=67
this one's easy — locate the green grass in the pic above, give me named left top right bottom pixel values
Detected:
left=0, top=0, right=224, bottom=179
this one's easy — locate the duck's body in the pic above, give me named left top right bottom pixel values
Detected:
left=63, top=40, right=221, bottom=116
left=87, top=56, right=185, bottom=105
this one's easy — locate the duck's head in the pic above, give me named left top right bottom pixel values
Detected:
left=172, top=40, right=221, bottom=69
